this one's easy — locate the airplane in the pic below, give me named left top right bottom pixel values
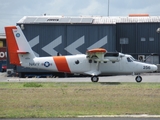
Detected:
left=5, top=26, right=157, bottom=82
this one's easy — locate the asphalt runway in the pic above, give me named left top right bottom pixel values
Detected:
left=1, top=73, right=160, bottom=83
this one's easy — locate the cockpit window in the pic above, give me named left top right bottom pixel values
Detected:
left=130, top=57, right=136, bottom=61
left=127, top=57, right=133, bottom=62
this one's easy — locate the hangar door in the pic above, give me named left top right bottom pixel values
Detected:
left=23, top=24, right=116, bottom=56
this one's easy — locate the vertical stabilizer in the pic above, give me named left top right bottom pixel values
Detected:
left=5, top=26, right=36, bottom=66
left=5, top=26, right=20, bottom=65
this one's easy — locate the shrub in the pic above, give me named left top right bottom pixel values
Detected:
left=23, top=83, right=43, bottom=87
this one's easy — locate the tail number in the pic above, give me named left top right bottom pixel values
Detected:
left=143, top=66, right=150, bottom=69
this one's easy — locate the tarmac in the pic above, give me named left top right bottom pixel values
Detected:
left=0, top=72, right=160, bottom=83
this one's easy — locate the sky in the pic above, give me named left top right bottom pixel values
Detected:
left=0, top=0, right=160, bottom=33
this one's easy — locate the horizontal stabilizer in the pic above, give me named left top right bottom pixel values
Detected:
left=17, top=50, right=29, bottom=54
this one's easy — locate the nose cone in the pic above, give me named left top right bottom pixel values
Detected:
left=152, top=65, right=158, bottom=72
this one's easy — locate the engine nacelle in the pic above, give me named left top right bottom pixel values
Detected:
left=104, top=52, right=121, bottom=62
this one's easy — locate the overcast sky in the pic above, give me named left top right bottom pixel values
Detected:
left=0, top=0, right=160, bottom=33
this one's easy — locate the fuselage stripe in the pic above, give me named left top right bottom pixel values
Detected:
left=53, top=56, right=71, bottom=73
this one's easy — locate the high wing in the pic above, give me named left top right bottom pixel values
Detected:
left=85, top=48, right=106, bottom=76
left=86, top=48, right=122, bottom=62
left=85, top=48, right=124, bottom=76
left=86, top=48, right=107, bottom=62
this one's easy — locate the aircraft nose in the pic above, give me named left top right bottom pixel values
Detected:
left=151, top=65, right=158, bottom=72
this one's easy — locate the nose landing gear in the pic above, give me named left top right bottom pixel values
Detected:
left=91, top=76, right=99, bottom=82
left=135, top=75, right=142, bottom=83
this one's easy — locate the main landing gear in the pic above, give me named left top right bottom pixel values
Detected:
left=135, top=75, right=142, bottom=83
left=91, top=75, right=99, bottom=82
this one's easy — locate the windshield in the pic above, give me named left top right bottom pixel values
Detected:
left=127, top=57, right=133, bottom=62
left=130, top=57, right=136, bottom=61
left=127, top=57, right=136, bottom=62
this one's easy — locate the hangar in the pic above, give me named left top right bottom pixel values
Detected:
left=0, top=33, right=7, bottom=72
left=6, top=15, right=160, bottom=76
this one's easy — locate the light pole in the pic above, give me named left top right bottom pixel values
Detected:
left=108, top=0, right=110, bottom=16
left=156, top=28, right=160, bottom=33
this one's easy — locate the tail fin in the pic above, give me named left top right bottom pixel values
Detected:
left=5, top=26, right=36, bottom=66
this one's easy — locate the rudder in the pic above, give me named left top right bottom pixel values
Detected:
left=5, top=26, right=21, bottom=65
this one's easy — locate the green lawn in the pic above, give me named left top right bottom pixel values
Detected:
left=0, top=82, right=160, bottom=118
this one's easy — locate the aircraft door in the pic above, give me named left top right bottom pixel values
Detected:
left=126, top=57, right=137, bottom=73
left=120, top=57, right=136, bottom=73
left=89, top=59, right=98, bottom=71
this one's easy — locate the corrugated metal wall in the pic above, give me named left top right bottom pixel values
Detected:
left=116, top=23, right=160, bottom=59
left=116, top=23, right=136, bottom=54
left=137, top=23, right=160, bottom=54
left=21, top=24, right=116, bottom=56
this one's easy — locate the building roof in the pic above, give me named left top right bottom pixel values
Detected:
left=0, top=33, right=6, bottom=39
left=17, top=15, right=160, bottom=24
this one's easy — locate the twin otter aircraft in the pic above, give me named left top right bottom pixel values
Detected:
left=5, top=26, right=157, bottom=82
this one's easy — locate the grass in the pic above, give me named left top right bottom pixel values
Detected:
left=0, top=82, right=160, bottom=118
left=23, top=82, right=43, bottom=87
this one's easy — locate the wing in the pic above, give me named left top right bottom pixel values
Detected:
left=86, top=48, right=123, bottom=62
left=86, top=48, right=107, bottom=62
left=85, top=48, right=123, bottom=76
left=85, top=48, right=106, bottom=76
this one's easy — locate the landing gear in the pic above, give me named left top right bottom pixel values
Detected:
left=91, top=76, right=99, bottom=82
left=135, top=75, right=142, bottom=83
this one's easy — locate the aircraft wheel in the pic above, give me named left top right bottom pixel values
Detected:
left=135, top=76, right=142, bottom=83
left=91, top=76, right=99, bottom=82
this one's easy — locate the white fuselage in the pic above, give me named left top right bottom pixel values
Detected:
left=20, top=54, right=157, bottom=75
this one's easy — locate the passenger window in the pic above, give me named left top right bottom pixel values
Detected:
left=127, top=57, right=133, bottom=62
left=88, top=59, right=92, bottom=63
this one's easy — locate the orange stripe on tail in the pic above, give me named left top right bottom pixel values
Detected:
left=5, top=26, right=21, bottom=66
left=53, top=56, right=71, bottom=73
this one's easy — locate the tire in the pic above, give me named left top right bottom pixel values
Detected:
left=91, top=76, right=99, bottom=82
left=135, top=76, right=142, bottom=83
left=19, top=72, right=25, bottom=78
